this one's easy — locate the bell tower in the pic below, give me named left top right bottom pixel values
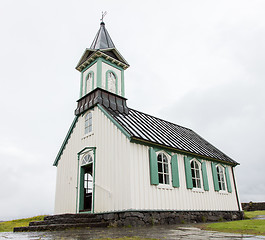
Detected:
left=76, top=21, right=129, bottom=99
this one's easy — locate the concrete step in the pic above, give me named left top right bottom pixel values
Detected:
left=29, top=217, right=101, bottom=226
left=44, top=213, right=95, bottom=221
left=13, top=222, right=109, bottom=232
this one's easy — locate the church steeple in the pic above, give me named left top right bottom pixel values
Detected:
left=90, top=22, right=115, bottom=50
left=76, top=21, right=129, bottom=99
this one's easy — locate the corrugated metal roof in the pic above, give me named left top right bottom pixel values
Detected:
left=104, top=106, right=238, bottom=165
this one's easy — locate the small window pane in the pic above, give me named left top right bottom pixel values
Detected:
left=164, top=163, right=168, bottom=173
left=164, top=175, right=169, bottom=184
left=192, top=179, right=196, bottom=187
left=158, top=162, right=162, bottom=172
left=191, top=161, right=194, bottom=168
left=159, top=174, right=163, bottom=184
left=197, top=179, right=201, bottom=188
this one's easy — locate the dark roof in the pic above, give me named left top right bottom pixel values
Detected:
left=104, top=106, right=238, bottom=165
left=90, top=22, right=115, bottom=50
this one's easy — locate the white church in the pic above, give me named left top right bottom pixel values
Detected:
left=53, top=21, right=242, bottom=221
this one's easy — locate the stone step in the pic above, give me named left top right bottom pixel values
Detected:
left=44, top=213, right=95, bottom=221
left=29, top=217, right=101, bottom=226
left=13, top=222, right=109, bottom=232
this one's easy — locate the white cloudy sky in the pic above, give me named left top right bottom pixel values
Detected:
left=0, top=0, right=265, bottom=221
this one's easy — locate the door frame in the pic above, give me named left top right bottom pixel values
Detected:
left=76, top=147, right=96, bottom=213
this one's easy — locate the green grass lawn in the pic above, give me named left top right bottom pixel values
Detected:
left=0, top=215, right=46, bottom=232
left=244, top=210, right=265, bottom=219
left=204, top=219, right=265, bottom=235
left=202, top=211, right=265, bottom=236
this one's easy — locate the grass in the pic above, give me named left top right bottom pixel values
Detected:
left=244, top=210, right=265, bottom=219
left=201, top=211, right=265, bottom=236
left=0, top=215, right=46, bottom=232
left=203, top=219, right=265, bottom=236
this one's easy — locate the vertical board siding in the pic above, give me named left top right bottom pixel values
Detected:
left=128, top=144, right=239, bottom=211
left=94, top=107, right=132, bottom=213
left=55, top=106, right=240, bottom=214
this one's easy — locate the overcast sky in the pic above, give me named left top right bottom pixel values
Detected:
left=0, top=0, right=265, bottom=221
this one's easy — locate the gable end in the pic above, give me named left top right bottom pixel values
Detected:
left=53, top=116, right=79, bottom=166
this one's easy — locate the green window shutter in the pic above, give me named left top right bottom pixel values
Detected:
left=225, top=167, right=232, bottom=193
left=211, top=162, right=219, bottom=191
left=201, top=162, right=209, bottom=191
left=184, top=156, right=193, bottom=189
left=149, top=147, right=159, bottom=185
left=171, top=155, right=180, bottom=188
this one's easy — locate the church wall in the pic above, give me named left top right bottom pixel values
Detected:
left=93, top=107, right=132, bottom=213
left=54, top=110, right=97, bottom=214
left=128, top=142, right=240, bottom=212
left=54, top=106, right=132, bottom=214
left=55, top=106, right=240, bottom=214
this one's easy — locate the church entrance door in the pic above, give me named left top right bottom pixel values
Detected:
left=79, top=153, right=94, bottom=212
left=83, top=164, right=93, bottom=211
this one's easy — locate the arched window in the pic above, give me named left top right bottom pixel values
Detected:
left=85, top=72, right=94, bottom=94
left=191, top=160, right=201, bottom=188
left=81, top=154, right=93, bottom=166
left=216, top=165, right=226, bottom=191
left=84, top=112, right=92, bottom=134
left=157, top=153, right=169, bottom=185
left=107, top=71, right=117, bottom=94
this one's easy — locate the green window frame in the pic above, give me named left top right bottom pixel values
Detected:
left=149, top=148, right=179, bottom=188
left=184, top=156, right=209, bottom=191
left=211, top=163, right=232, bottom=193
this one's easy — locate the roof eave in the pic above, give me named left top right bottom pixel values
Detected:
left=130, top=136, right=239, bottom=166
left=76, top=49, right=130, bottom=72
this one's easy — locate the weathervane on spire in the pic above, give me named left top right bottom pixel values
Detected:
left=100, top=11, right=107, bottom=23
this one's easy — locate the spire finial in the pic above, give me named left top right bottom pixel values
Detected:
left=100, top=11, right=107, bottom=23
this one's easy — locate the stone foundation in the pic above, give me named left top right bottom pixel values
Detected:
left=95, top=210, right=244, bottom=227
left=242, top=202, right=265, bottom=211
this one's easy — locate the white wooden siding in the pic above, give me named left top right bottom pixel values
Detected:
left=54, top=106, right=240, bottom=214
left=127, top=143, right=239, bottom=211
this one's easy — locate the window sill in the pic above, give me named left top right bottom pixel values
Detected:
left=192, top=188, right=204, bottom=193
left=82, top=133, right=94, bottom=139
left=218, top=190, right=228, bottom=195
left=157, top=184, right=173, bottom=190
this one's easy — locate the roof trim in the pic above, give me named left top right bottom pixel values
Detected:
left=131, top=137, right=239, bottom=166
left=76, top=49, right=129, bottom=72
left=53, top=116, right=79, bottom=166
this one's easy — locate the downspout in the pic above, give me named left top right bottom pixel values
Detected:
left=231, top=167, right=241, bottom=211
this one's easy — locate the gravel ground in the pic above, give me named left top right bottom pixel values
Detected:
left=1, top=225, right=265, bottom=240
